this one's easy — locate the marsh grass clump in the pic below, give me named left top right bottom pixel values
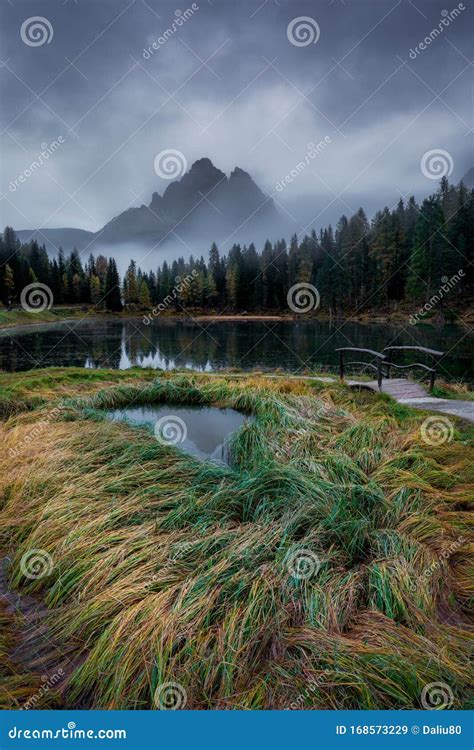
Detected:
left=0, top=369, right=472, bottom=709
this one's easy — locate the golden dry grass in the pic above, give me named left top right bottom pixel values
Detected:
left=0, top=369, right=472, bottom=709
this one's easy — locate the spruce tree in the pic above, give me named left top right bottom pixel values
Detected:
left=104, top=258, right=123, bottom=311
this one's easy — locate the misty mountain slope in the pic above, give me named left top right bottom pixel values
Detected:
left=16, top=227, right=95, bottom=254
left=18, top=159, right=283, bottom=256
left=462, top=168, right=474, bottom=189
left=98, top=157, right=281, bottom=246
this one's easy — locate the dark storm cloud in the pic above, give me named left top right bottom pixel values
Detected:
left=1, top=0, right=472, bottom=244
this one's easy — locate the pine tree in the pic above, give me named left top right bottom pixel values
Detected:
left=71, top=273, right=82, bottom=302
left=95, top=255, right=108, bottom=294
left=104, top=258, right=122, bottom=311
left=226, top=245, right=243, bottom=309
left=89, top=274, right=101, bottom=305
left=343, top=209, right=370, bottom=308
left=204, top=271, right=218, bottom=307
left=209, top=243, right=226, bottom=306
left=370, top=208, right=397, bottom=307
left=3, top=263, right=14, bottom=305
left=242, top=243, right=260, bottom=309
left=50, top=259, right=62, bottom=303
left=261, top=240, right=276, bottom=309
left=288, top=234, right=299, bottom=287
left=124, top=260, right=139, bottom=305
left=138, top=279, right=151, bottom=308
left=406, top=197, right=445, bottom=302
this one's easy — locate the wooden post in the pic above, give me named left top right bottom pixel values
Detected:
left=339, top=350, right=344, bottom=381
left=377, top=358, right=383, bottom=391
left=385, top=349, right=392, bottom=379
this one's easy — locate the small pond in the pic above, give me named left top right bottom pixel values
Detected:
left=107, top=404, right=250, bottom=465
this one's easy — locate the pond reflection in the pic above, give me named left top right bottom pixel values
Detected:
left=107, top=404, right=250, bottom=465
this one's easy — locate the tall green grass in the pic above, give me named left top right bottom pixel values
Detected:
left=0, top=371, right=472, bottom=709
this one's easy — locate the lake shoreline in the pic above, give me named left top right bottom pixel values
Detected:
left=1, top=309, right=472, bottom=383
left=1, top=305, right=472, bottom=333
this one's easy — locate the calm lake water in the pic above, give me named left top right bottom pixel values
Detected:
left=1, top=318, right=472, bottom=381
left=107, top=404, right=249, bottom=465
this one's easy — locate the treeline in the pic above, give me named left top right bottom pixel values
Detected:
left=0, top=228, right=123, bottom=311
left=1, top=178, right=472, bottom=314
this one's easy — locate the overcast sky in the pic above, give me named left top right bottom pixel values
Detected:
left=1, top=0, right=472, bottom=238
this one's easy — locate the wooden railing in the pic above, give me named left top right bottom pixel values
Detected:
left=336, top=347, right=386, bottom=391
left=382, top=346, right=444, bottom=392
left=336, top=346, right=445, bottom=392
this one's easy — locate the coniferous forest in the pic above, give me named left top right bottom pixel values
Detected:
left=1, top=178, right=472, bottom=315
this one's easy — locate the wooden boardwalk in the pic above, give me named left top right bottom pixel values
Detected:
left=348, top=377, right=474, bottom=423
left=348, top=377, right=427, bottom=399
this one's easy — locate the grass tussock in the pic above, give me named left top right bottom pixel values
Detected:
left=0, top=369, right=472, bottom=709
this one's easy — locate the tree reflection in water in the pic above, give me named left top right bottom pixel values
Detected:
left=0, top=318, right=472, bottom=381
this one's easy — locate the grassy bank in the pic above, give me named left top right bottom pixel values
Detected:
left=0, top=368, right=472, bottom=709
left=0, top=306, right=94, bottom=330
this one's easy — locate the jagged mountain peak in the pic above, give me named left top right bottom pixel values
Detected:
left=144, top=157, right=274, bottom=228
left=160, top=158, right=227, bottom=208
left=189, top=156, right=219, bottom=171
left=18, top=158, right=283, bottom=255
left=230, top=166, right=252, bottom=179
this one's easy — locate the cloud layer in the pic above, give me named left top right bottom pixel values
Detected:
left=1, top=0, right=472, bottom=245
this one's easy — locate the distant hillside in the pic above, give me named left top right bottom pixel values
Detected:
left=16, top=227, right=94, bottom=254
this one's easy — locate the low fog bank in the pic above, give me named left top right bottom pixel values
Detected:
left=18, top=183, right=432, bottom=275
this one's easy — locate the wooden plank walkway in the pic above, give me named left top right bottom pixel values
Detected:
left=348, top=377, right=427, bottom=399
left=348, top=377, right=474, bottom=423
